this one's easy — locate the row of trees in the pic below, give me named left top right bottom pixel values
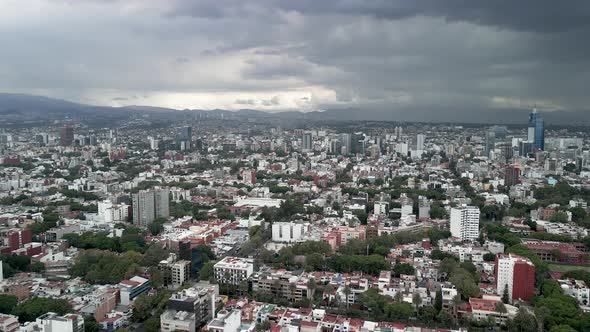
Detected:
left=6, top=297, right=72, bottom=322
left=69, top=244, right=168, bottom=284
left=63, top=226, right=148, bottom=253
left=1, top=254, right=44, bottom=278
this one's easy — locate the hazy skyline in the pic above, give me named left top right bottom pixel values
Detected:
left=1, top=0, right=590, bottom=114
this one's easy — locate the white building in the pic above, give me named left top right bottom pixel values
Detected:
left=206, top=310, right=241, bottom=332
left=559, top=279, right=590, bottom=306
left=160, top=310, right=196, bottom=332
left=169, top=188, right=191, bottom=202
left=271, top=222, right=308, bottom=243
left=214, top=257, right=254, bottom=286
left=0, top=313, right=18, bottom=332
left=171, top=260, right=191, bottom=288
left=119, top=276, right=150, bottom=305
left=450, top=205, right=480, bottom=241
left=495, top=253, right=535, bottom=302
left=416, top=134, right=425, bottom=150
left=20, top=313, right=84, bottom=332
left=374, top=202, right=389, bottom=216
left=98, top=200, right=129, bottom=223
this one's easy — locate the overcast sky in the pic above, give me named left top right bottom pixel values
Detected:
left=1, top=0, right=589, bottom=113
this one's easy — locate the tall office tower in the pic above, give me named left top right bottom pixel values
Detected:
left=519, top=141, right=534, bottom=157
left=499, top=142, right=514, bottom=162
left=329, top=140, right=341, bottom=155
left=528, top=108, right=545, bottom=151
left=394, top=126, right=403, bottom=139
left=132, top=188, right=169, bottom=226
left=177, top=126, right=193, bottom=151
left=60, top=125, right=74, bottom=146
left=495, top=253, right=535, bottom=302
left=302, top=132, right=312, bottom=151
left=339, top=133, right=352, bottom=155
left=504, top=165, right=521, bottom=187
left=351, top=132, right=365, bottom=155
left=484, top=129, right=496, bottom=158
left=450, top=205, right=480, bottom=241
left=416, top=134, right=425, bottom=151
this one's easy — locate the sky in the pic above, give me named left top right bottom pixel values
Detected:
left=1, top=0, right=589, bottom=113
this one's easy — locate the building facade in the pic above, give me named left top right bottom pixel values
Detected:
left=132, top=188, right=169, bottom=226
left=495, top=253, right=535, bottom=302
left=450, top=206, right=480, bottom=241
left=214, top=257, right=254, bottom=286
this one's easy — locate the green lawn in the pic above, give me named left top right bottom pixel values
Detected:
left=548, top=264, right=590, bottom=273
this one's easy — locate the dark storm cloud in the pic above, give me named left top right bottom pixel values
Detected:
left=169, top=0, right=590, bottom=33
left=2, top=0, right=590, bottom=113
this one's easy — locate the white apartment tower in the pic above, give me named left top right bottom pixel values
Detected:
left=450, top=205, right=480, bottom=241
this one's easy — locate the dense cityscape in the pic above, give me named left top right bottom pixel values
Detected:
left=2, top=1, right=590, bottom=331
left=0, top=106, right=590, bottom=332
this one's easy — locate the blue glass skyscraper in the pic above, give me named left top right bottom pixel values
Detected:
left=528, top=108, right=544, bottom=151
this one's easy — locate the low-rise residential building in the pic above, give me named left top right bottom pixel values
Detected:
left=559, top=279, right=590, bottom=306
left=160, top=310, right=196, bottom=332
left=119, top=276, right=150, bottom=305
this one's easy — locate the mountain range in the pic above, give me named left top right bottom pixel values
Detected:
left=0, top=93, right=589, bottom=127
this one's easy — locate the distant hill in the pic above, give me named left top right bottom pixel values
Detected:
left=1, top=93, right=589, bottom=126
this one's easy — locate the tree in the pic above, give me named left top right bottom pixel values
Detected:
left=550, top=211, right=568, bottom=223
left=132, top=294, right=152, bottom=322
left=535, top=306, right=551, bottom=332
left=412, top=292, right=422, bottom=311
left=343, top=285, right=352, bottom=309
left=548, top=325, right=577, bottom=332
left=0, top=294, right=17, bottom=314
left=255, top=320, right=271, bottom=331
left=148, top=222, right=164, bottom=236
left=495, top=302, right=507, bottom=314
left=502, top=284, right=510, bottom=304
left=144, top=317, right=160, bottom=332
left=437, top=310, right=455, bottom=328
left=434, top=288, right=443, bottom=312
left=393, top=263, right=415, bottom=277
left=483, top=252, right=496, bottom=262
left=13, top=297, right=72, bottom=322
left=535, top=295, right=579, bottom=330
left=84, top=316, right=100, bottom=332
left=148, top=267, right=164, bottom=289
left=199, top=261, right=215, bottom=282
left=239, top=280, right=249, bottom=295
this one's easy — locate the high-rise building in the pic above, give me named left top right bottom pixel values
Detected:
left=132, top=188, right=169, bottom=226
left=450, top=205, right=480, bottom=241
left=518, top=141, right=534, bottom=157
left=351, top=132, right=365, bottom=155
left=339, top=133, right=352, bottom=155
left=528, top=108, right=545, bottom=151
left=177, top=126, right=193, bottom=151
left=495, top=253, right=535, bottom=302
left=416, top=134, right=425, bottom=151
left=504, top=165, right=521, bottom=187
left=60, top=125, right=74, bottom=146
left=484, top=130, right=496, bottom=158
left=302, top=132, right=312, bottom=151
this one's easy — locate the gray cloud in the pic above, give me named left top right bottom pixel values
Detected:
left=0, top=0, right=589, bottom=114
